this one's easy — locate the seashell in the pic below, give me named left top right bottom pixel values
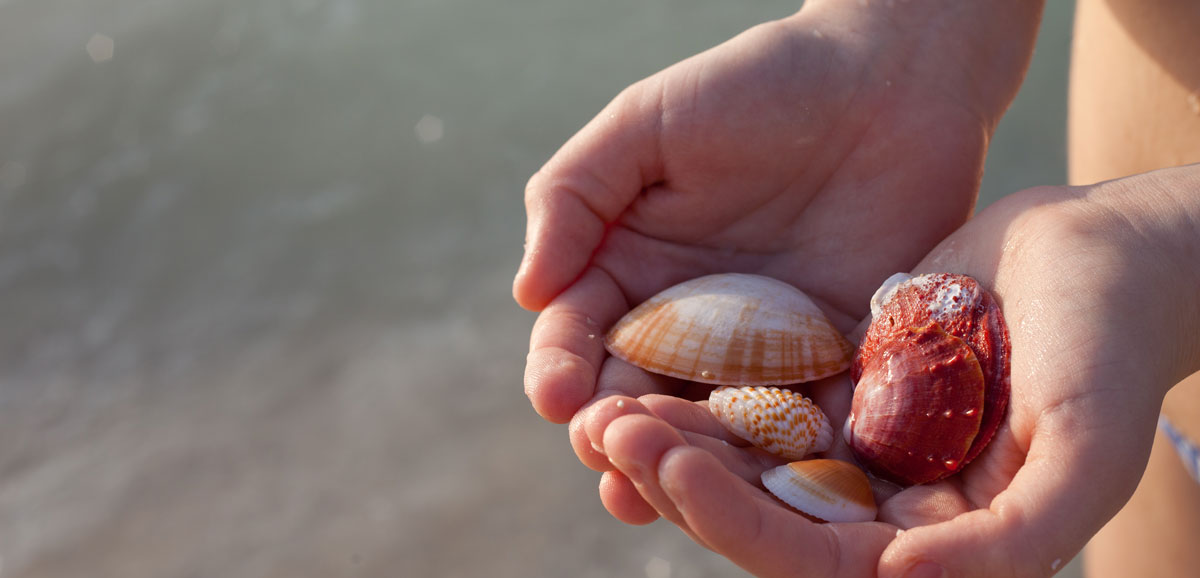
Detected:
left=605, top=273, right=853, bottom=386
left=847, top=273, right=1011, bottom=485
left=709, top=386, right=833, bottom=460
left=761, top=459, right=877, bottom=523
left=844, top=323, right=985, bottom=485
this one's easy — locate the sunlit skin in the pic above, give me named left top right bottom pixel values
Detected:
left=585, top=171, right=1200, bottom=577
left=516, top=0, right=1043, bottom=419
left=516, top=0, right=1200, bottom=576
left=1070, top=1, right=1200, bottom=576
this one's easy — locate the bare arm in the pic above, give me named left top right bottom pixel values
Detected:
left=1069, top=0, right=1200, bottom=183
left=1071, top=2, right=1200, bottom=576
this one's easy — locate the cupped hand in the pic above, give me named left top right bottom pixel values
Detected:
left=515, top=2, right=1020, bottom=426
left=589, top=166, right=1200, bottom=577
left=875, top=169, right=1200, bottom=577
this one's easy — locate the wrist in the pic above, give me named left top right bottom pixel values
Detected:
left=787, top=0, right=1046, bottom=130
left=1098, top=166, right=1200, bottom=384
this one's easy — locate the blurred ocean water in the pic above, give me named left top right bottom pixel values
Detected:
left=0, top=1, right=1075, bottom=576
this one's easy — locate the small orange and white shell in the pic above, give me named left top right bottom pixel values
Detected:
left=761, top=459, right=877, bottom=523
left=605, top=273, right=853, bottom=385
left=708, top=386, right=833, bottom=460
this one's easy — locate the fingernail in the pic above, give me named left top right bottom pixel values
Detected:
left=604, top=441, right=645, bottom=484
left=516, top=252, right=529, bottom=278
left=615, top=459, right=646, bottom=485
left=657, top=448, right=686, bottom=509
left=521, top=241, right=538, bottom=269
left=590, top=441, right=606, bottom=456
left=903, top=562, right=946, bottom=578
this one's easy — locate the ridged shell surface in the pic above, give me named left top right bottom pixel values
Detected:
left=846, top=323, right=986, bottom=485
left=761, top=459, right=877, bottom=523
left=709, top=386, right=833, bottom=460
left=605, top=274, right=853, bottom=385
left=854, top=272, right=1010, bottom=467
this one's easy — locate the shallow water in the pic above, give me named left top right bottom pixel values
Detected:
left=0, top=1, right=1077, bottom=576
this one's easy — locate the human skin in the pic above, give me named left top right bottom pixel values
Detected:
left=515, top=0, right=1054, bottom=574
left=1070, top=1, right=1200, bottom=576
left=587, top=165, right=1200, bottom=577
left=516, top=0, right=1041, bottom=527
left=516, top=0, right=1200, bottom=573
left=603, top=1, right=1200, bottom=573
left=516, top=0, right=1043, bottom=425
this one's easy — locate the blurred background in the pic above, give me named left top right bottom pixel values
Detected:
left=0, top=0, right=1078, bottom=576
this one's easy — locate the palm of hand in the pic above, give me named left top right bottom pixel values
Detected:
left=518, top=17, right=994, bottom=419
left=591, top=186, right=1175, bottom=577
left=516, top=12, right=1072, bottom=578
left=870, top=190, right=1171, bottom=574
left=590, top=19, right=989, bottom=318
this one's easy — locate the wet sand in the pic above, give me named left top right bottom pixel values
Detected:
left=0, top=1, right=1079, bottom=576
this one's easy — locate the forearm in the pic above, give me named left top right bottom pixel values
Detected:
left=1084, top=418, right=1200, bottom=578
left=1070, top=0, right=1200, bottom=184
left=791, top=0, right=1046, bottom=130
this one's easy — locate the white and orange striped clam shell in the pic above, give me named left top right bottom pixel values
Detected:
left=708, top=386, right=833, bottom=460
left=604, top=274, right=853, bottom=385
left=761, top=459, right=877, bottom=523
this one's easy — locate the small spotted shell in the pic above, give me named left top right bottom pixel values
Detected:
left=605, top=274, right=853, bottom=385
left=761, top=459, right=877, bottom=523
left=708, top=386, right=833, bottom=460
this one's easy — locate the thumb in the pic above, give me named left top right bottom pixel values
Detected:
left=878, top=391, right=1159, bottom=578
left=513, top=84, right=663, bottom=311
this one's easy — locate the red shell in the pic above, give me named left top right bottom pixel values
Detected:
left=845, top=323, right=985, bottom=485
left=849, top=273, right=1011, bottom=484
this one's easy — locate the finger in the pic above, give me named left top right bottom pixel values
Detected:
left=599, top=470, right=660, bottom=525
left=637, top=394, right=746, bottom=444
left=637, top=393, right=789, bottom=483
left=525, top=268, right=628, bottom=423
left=573, top=395, right=657, bottom=472
left=657, top=445, right=898, bottom=578
left=676, top=429, right=787, bottom=485
left=879, top=397, right=1158, bottom=578
left=601, top=413, right=700, bottom=538
left=645, top=393, right=839, bottom=488
left=514, top=88, right=663, bottom=311
left=570, top=360, right=689, bottom=470
left=588, top=400, right=736, bottom=529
